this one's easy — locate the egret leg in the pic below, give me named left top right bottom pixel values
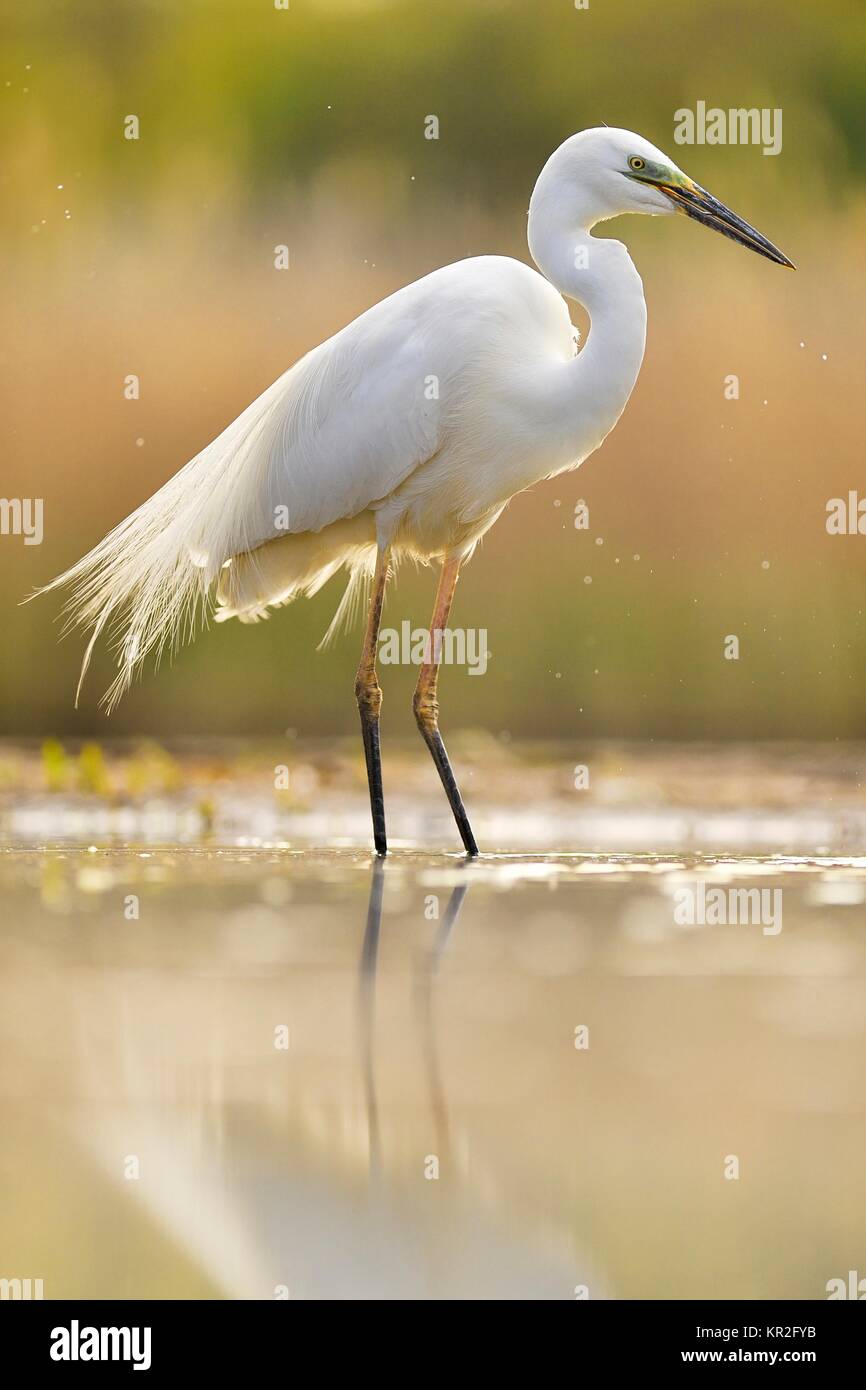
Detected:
left=355, top=547, right=391, bottom=856
left=413, top=557, right=479, bottom=856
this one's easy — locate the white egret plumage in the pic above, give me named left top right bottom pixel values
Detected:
left=38, top=127, right=793, bottom=855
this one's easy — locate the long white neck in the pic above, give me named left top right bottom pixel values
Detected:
left=527, top=169, right=647, bottom=464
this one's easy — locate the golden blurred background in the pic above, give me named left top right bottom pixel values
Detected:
left=3, top=0, right=865, bottom=740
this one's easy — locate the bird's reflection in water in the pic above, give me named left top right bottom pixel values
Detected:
left=357, top=857, right=385, bottom=1178
left=414, top=879, right=468, bottom=1166
left=357, top=859, right=470, bottom=1181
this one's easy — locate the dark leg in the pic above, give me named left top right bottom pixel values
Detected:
left=355, top=548, right=390, bottom=855
left=413, top=556, right=479, bottom=856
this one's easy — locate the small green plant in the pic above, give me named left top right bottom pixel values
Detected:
left=42, top=738, right=70, bottom=792
left=78, top=742, right=110, bottom=795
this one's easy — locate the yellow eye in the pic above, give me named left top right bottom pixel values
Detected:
left=629, top=156, right=646, bottom=172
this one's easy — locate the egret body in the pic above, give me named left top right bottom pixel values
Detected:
left=41, top=127, right=792, bottom=855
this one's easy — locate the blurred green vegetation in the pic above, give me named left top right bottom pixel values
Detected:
left=34, top=736, right=182, bottom=796
left=2, top=0, right=865, bottom=739
left=3, top=0, right=864, bottom=219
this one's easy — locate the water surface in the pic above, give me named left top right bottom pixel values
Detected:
left=1, top=742, right=864, bottom=1298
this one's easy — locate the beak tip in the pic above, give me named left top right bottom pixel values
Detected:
left=671, top=181, right=795, bottom=271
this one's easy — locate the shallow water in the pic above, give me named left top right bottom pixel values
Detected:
left=1, top=743, right=865, bottom=1298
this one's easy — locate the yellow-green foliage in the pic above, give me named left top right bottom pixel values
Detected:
left=125, top=742, right=182, bottom=795
left=42, top=739, right=70, bottom=793
left=77, top=743, right=109, bottom=795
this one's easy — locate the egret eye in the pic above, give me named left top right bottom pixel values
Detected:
left=628, top=156, right=646, bottom=172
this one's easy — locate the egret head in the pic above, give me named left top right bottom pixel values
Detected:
left=535, top=127, right=794, bottom=268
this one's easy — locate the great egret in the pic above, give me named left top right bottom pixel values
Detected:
left=40, top=127, right=793, bottom=856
